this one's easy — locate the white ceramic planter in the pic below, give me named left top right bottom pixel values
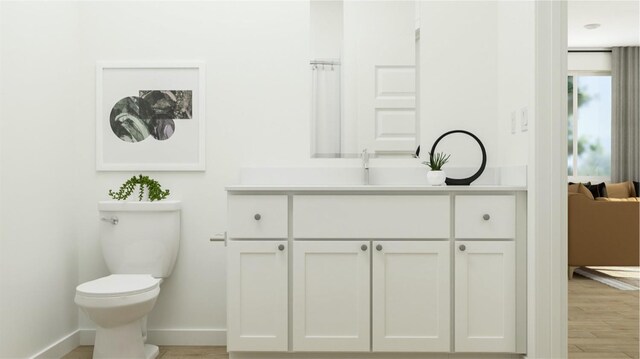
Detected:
left=427, top=170, right=446, bottom=186
left=132, top=186, right=150, bottom=202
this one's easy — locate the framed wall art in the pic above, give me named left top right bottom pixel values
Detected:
left=96, top=61, right=205, bottom=171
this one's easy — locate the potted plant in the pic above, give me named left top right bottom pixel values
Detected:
left=108, top=174, right=170, bottom=201
left=422, top=152, right=450, bottom=186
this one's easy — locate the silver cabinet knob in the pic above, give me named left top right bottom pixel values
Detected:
left=376, top=244, right=383, bottom=251
left=254, top=214, right=261, bottom=220
left=459, top=244, right=466, bottom=251
left=483, top=214, right=491, bottom=221
left=361, top=244, right=368, bottom=251
left=278, top=244, right=285, bottom=251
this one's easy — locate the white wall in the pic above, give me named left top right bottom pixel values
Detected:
left=0, top=2, right=80, bottom=357
left=419, top=1, right=533, bottom=171
left=310, top=0, right=342, bottom=60
left=74, top=1, right=311, bottom=333
left=419, top=1, right=499, bottom=175
left=496, top=1, right=535, bottom=167
left=568, top=52, right=611, bottom=73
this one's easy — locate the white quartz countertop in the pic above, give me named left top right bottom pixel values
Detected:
left=226, top=184, right=527, bottom=192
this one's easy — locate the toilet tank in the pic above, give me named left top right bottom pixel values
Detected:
left=98, top=200, right=181, bottom=278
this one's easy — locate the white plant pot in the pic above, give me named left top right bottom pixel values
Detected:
left=134, top=186, right=150, bottom=202
left=427, top=170, right=446, bottom=186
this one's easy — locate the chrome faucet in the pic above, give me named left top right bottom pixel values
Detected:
left=362, top=148, right=370, bottom=185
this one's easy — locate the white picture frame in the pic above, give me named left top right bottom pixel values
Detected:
left=96, top=61, right=205, bottom=171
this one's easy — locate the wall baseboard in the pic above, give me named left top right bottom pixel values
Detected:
left=79, top=329, right=227, bottom=346
left=31, top=331, right=79, bottom=359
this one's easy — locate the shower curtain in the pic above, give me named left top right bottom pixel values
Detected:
left=311, top=62, right=341, bottom=157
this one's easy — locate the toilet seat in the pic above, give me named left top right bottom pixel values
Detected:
left=77, top=274, right=160, bottom=297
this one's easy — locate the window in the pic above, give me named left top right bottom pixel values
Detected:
left=567, top=75, right=612, bottom=180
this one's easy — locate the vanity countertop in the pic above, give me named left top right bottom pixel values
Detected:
left=226, top=184, right=527, bottom=192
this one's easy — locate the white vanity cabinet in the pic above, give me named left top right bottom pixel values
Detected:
left=292, top=241, right=371, bottom=352
left=291, top=240, right=451, bottom=353
left=226, top=188, right=526, bottom=359
left=227, top=240, right=288, bottom=351
left=455, top=195, right=516, bottom=239
left=372, top=240, right=450, bottom=352
left=453, top=195, right=519, bottom=353
left=293, top=195, right=450, bottom=239
left=227, top=195, right=288, bottom=239
left=454, top=240, right=516, bottom=352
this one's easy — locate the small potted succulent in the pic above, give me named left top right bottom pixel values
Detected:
left=422, top=152, right=450, bottom=186
left=108, top=174, right=170, bottom=201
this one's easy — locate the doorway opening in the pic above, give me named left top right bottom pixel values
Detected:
left=566, top=2, right=640, bottom=358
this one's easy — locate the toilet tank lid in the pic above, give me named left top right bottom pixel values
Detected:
left=98, top=200, right=181, bottom=212
left=76, top=274, right=160, bottom=297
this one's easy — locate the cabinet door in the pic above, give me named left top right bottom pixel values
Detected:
left=455, top=241, right=516, bottom=352
left=293, top=241, right=370, bottom=352
left=227, top=241, right=288, bottom=351
left=372, top=241, right=450, bottom=352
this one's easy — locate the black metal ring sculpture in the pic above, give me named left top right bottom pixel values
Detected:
left=429, top=130, right=486, bottom=186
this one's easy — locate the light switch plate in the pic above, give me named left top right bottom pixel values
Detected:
left=520, top=107, right=528, bottom=132
left=511, top=111, right=517, bottom=134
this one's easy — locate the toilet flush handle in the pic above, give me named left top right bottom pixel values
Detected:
left=101, top=216, right=119, bottom=225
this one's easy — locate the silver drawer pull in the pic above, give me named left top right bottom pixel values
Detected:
left=459, top=244, right=466, bottom=251
left=376, top=244, right=383, bottom=251
left=361, top=244, right=368, bottom=251
left=278, top=244, right=285, bottom=251
left=101, top=216, right=118, bottom=225
left=483, top=214, right=491, bottom=221
left=254, top=214, right=261, bottom=220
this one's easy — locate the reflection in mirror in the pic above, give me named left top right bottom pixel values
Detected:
left=310, top=0, right=418, bottom=158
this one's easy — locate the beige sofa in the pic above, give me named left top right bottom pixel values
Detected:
left=568, top=182, right=639, bottom=279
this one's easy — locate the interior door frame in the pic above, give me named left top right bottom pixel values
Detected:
left=529, top=0, right=568, bottom=358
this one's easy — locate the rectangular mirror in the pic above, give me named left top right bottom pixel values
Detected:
left=310, top=0, right=418, bottom=158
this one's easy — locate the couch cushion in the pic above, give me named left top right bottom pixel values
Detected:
left=607, top=181, right=634, bottom=198
left=587, top=182, right=608, bottom=198
left=595, top=197, right=640, bottom=202
left=577, top=183, right=595, bottom=200
left=568, top=182, right=592, bottom=194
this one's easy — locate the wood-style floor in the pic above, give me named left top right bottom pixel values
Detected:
left=569, top=273, right=639, bottom=359
left=63, top=346, right=228, bottom=359
left=64, top=274, right=639, bottom=359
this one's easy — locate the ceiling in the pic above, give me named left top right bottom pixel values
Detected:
left=568, top=0, right=640, bottom=48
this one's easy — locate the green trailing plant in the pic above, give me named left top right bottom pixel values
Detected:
left=108, top=174, right=170, bottom=202
left=422, top=152, right=450, bottom=171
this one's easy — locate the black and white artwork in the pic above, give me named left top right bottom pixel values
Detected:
left=109, top=90, right=192, bottom=143
left=140, top=90, right=192, bottom=119
left=97, top=62, right=204, bottom=171
left=110, top=96, right=154, bottom=142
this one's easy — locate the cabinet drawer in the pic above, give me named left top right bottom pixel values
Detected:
left=228, top=195, right=288, bottom=239
left=293, top=195, right=450, bottom=239
left=455, top=195, right=515, bottom=239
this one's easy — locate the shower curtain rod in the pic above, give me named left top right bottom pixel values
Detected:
left=310, top=60, right=341, bottom=65
left=568, top=48, right=612, bottom=53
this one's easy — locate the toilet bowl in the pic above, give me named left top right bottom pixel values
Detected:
left=76, top=274, right=162, bottom=359
left=77, top=200, right=181, bottom=359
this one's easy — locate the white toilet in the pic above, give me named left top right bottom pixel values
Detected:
left=75, top=200, right=181, bottom=359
